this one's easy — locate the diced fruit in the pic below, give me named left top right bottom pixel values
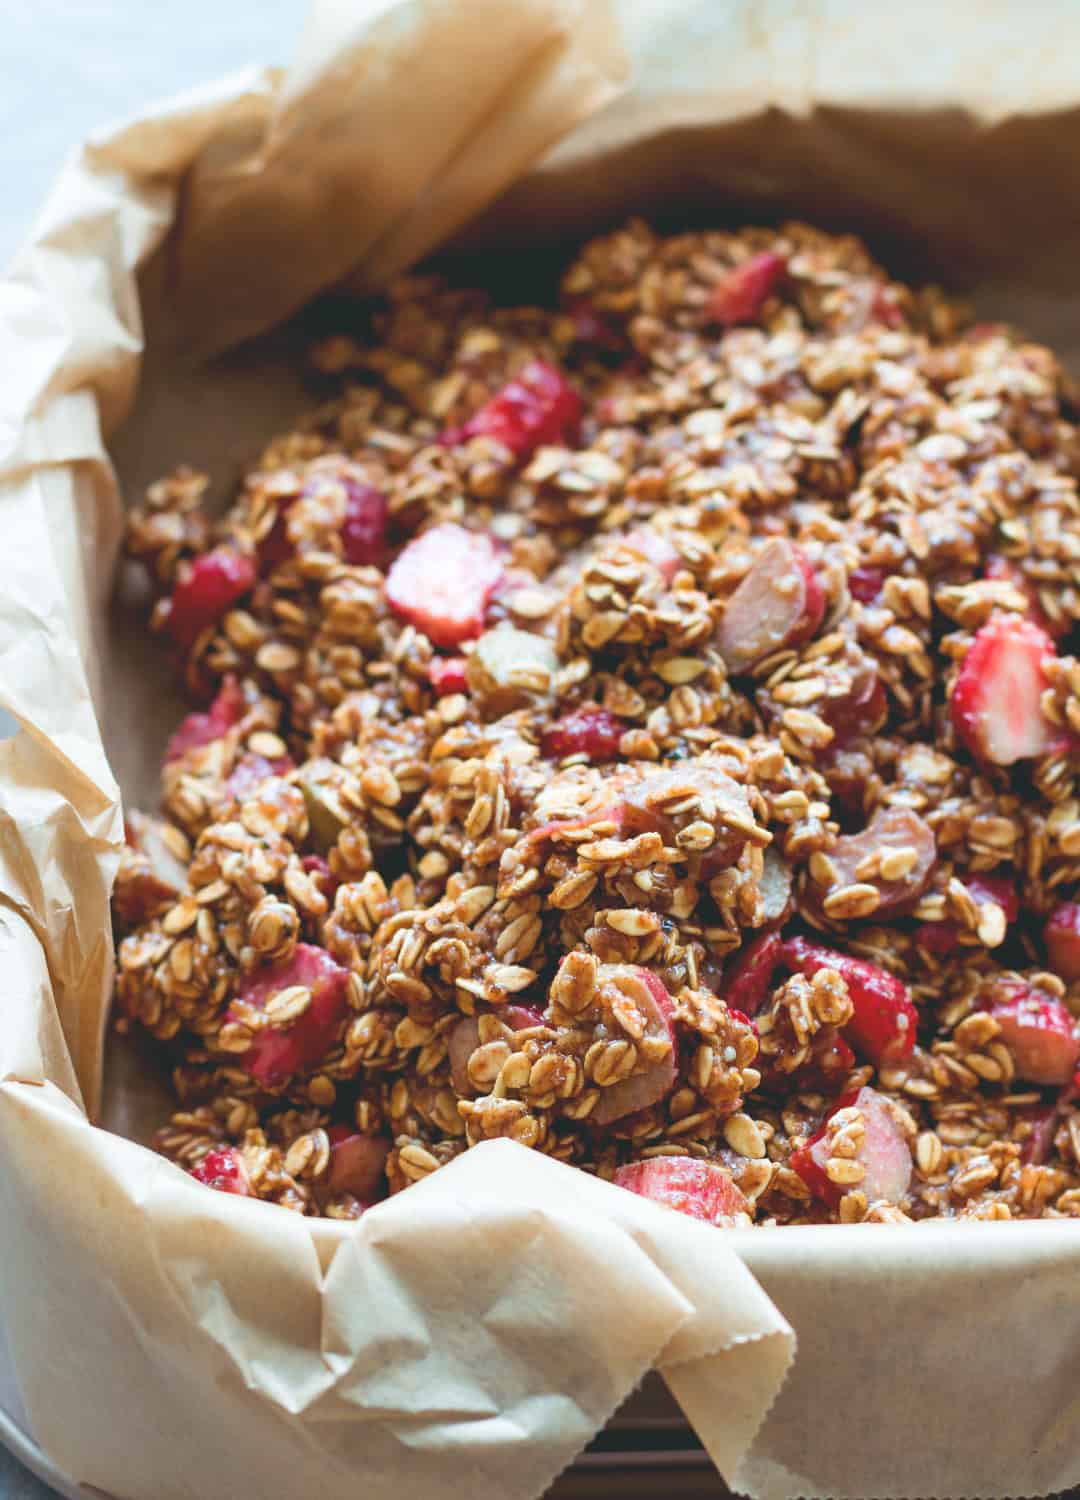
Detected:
left=782, top=935, right=918, bottom=1064
left=223, top=752, right=295, bottom=802
left=990, top=983, right=1080, bottom=1085
left=819, top=663, right=887, bottom=748
left=466, top=624, right=559, bottom=711
left=168, top=547, right=255, bottom=650
left=613, top=1156, right=749, bottom=1226
left=448, top=1005, right=548, bottom=1095
left=1018, top=1102, right=1059, bottom=1165
left=868, top=284, right=904, bottom=329
left=790, top=1086, right=912, bottom=1208
left=716, top=539, right=825, bottom=674
left=441, top=360, right=582, bottom=460
left=563, top=298, right=625, bottom=352
left=848, top=566, right=886, bottom=604
left=428, top=656, right=469, bottom=696
left=326, top=1126, right=391, bottom=1199
left=915, top=873, right=1019, bottom=956
left=299, top=770, right=349, bottom=852
left=797, top=1029, right=857, bottom=1092
left=723, top=930, right=783, bottom=1019
left=301, top=854, right=338, bottom=903
left=385, top=523, right=504, bottom=647
left=164, top=675, right=245, bottom=762
left=541, top=704, right=624, bottom=763
left=228, top=944, right=350, bottom=1086
left=191, top=1148, right=251, bottom=1197
left=703, top=251, right=788, bottom=328
left=950, top=615, right=1057, bottom=765
left=340, top=481, right=389, bottom=566
left=808, top=807, right=936, bottom=921
left=621, top=528, right=683, bottom=584
left=113, top=811, right=188, bottom=928
left=1045, top=902, right=1080, bottom=980
left=619, top=764, right=757, bottom=870
left=985, top=554, right=1068, bottom=641
left=590, top=967, right=678, bottom=1126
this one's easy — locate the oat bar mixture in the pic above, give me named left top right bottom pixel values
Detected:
left=115, top=220, right=1080, bottom=1226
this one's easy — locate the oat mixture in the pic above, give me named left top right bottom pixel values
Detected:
left=114, top=220, right=1080, bottom=1226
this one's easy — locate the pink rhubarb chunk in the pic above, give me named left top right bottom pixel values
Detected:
left=703, top=251, right=788, bottom=327
left=782, top=935, right=918, bottom=1065
left=990, top=983, right=1080, bottom=1086
left=590, top=967, right=678, bottom=1126
left=790, top=1086, right=913, bottom=1208
left=165, top=675, right=245, bottom=762
left=1045, top=902, right=1080, bottom=981
left=716, top=539, right=825, bottom=674
left=385, top=523, right=504, bottom=648
left=614, top=1157, right=749, bottom=1225
left=448, top=1005, right=546, bottom=1096
left=229, top=943, right=350, bottom=1087
left=326, top=1126, right=391, bottom=1200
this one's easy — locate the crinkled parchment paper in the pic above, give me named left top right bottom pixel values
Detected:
left=4, top=2, right=1080, bottom=1498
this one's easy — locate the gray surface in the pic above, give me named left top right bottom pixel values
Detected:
left=0, top=3, right=307, bottom=1491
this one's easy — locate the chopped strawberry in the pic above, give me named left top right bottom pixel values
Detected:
left=950, top=615, right=1057, bottom=765
left=703, top=251, right=788, bottom=328
left=449, top=1004, right=548, bottom=1095
left=723, top=930, right=783, bottom=1019
left=301, top=853, right=338, bottom=903
left=341, top=481, right=389, bottom=567
left=325, top=1126, right=391, bottom=1199
left=590, top=966, right=679, bottom=1126
left=428, top=656, right=469, bottom=696
left=807, top=806, right=936, bottom=921
left=614, top=1156, right=749, bottom=1225
left=164, top=675, right=246, bottom=762
left=441, top=360, right=582, bottom=460
left=819, top=662, right=888, bottom=748
left=621, top=528, right=683, bottom=584
left=782, top=935, right=918, bottom=1065
left=1045, top=901, right=1080, bottom=980
left=168, top=547, right=255, bottom=650
left=848, top=566, right=887, bottom=604
left=915, top=873, right=1019, bottom=957
left=228, top=944, right=350, bottom=1087
left=717, top=539, right=825, bottom=674
left=191, top=1147, right=251, bottom=1196
left=798, top=1029, right=857, bottom=1092
left=990, top=982, right=1080, bottom=1085
left=385, top=523, right=504, bottom=647
left=223, top=752, right=295, bottom=802
left=542, top=704, right=624, bottom=763
left=790, top=1086, right=912, bottom=1208
left=985, top=554, right=1068, bottom=641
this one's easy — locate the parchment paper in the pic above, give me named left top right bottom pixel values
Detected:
left=4, top=2, right=1080, bottom=1498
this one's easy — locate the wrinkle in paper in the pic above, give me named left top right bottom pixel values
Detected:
left=3, top=3, right=1080, bottom=1499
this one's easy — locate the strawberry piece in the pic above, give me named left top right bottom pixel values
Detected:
left=325, top=1126, right=391, bottom=1199
left=428, top=656, right=469, bottom=696
left=723, top=930, right=783, bottom=1019
left=621, top=528, right=683, bottom=584
left=301, top=854, right=338, bottom=903
left=191, top=1147, right=251, bottom=1197
left=590, top=967, right=679, bottom=1126
left=916, top=873, right=1019, bottom=957
left=168, top=547, right=255, bottom=650
left=990, top=982, right=1080, bottom=1085
left=717, top=539, right=825, bottom=674
left=950, top=615, right=1057, bottom=765
left=449, top=1004, right=548, bottom=1095
left=798, top=1029, right=857, bottom=1092
left=542, top=704, right=624, bottom=763
left=984, top=554, right=1068, bottom=641
left=614, top=1156, right=749, bottom=1225
left=441, top=360, right=582, bottom=460
left=164, top=675, right=246, bottom=762
left=385, top=523, right=504, bottom=647
left=229, top=944, right=350, bottom=1087
left=819, top=663, right=888, bottom=749
left=807, top=806, right=936, bottom=921
left=790, top=1086, right=912, bottom=1208
left=848, top=566, right=887, bottom=604
left=782, top=935, right=918, bottom=1064
left=223, top=752, right=295, bottom=802
left=341, top=481, right=389, bottom=567
left=703, top=251, right=788, bottom=327
left=1045, top=901, right=1080, bottom=980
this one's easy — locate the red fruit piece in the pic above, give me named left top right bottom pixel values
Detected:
left=990, top=982, right=1079, bottom=1085
left=325, top=1126, right=391, bottom=1200
left=848, top=566, right=887, bottom=604
left=790, top=1086, right=912, bottom=1208
left=916, top=872, right=1019, bottom=957
left=782, top=935, right=918, bottom=1065
left=1018, top=1102, right=1060, bottom=1165
left=808, top=806, right=936, bottom=921
left=228, top=943, right=350, bottom=1087
left=717, top=539, right=825, bottom=674
left=563, top=298, right=625, bottom=352
left=621, top=528, right=683, bottom=584
left=798, top=1029, right=857, bottom=1092
left=223, top=752, right=295, bottom=802
left=428, top=656, right=469, bottom=696
left=168, top=547, right=255, bottom=650
left=619, top=764, right=758, bottom=871
left=165, top=675, right=246, bottom=762
left=385, top=523, right=504, bottom=648
left=985, top=554, right=1068, bottom=641
left=723, top=930, right=783, bottom=1019
left=703, top=251, right=788, bottom=328
left=819, top=663, right=888, bottom=749
left=542, top=704, right=624, bottom=763
left=950, top=615, right=1057, bottom=765
left=341, top=481, right=389, bottom=567
left=191, top=1147, right=251, bottom=1197
left=614, top=1156, right=749, bottom=1226
left=1045, top=901, right=1080, bottom=980
left=301, top=853, right=338, bottom=903
left=442, top=360, right=582, bottom=460
left=590, top=967, right=678, bottom=1126
left=869, top=284, right=904, bottom=329
left=448, top=1004, right=548, bottom=1095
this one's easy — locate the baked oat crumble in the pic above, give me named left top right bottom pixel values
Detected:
left=114, top=219, right=1080, bottom=1227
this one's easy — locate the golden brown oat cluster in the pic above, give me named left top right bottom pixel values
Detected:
left=115, top=219, right=1080, bottom=1227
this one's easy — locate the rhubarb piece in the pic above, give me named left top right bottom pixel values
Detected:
left=563, top=298, right=625, bottom=353
left=990, top=983, right=1080, bottom=1085
left=950, top=615, right=1057, bottom=765
left=790, top=1086, right=912, bottom=1208
left=428, top=656, right=469, bottom=697
left=449, top=1005, right=548, bottom=1095
left=614, top=1156, right=749, bottom=1225
left=703, top=251, right=788, bottom=328
left=1045, top=902, right=1080, bottom=980
left=621, top=528, right=683, bottom=584
left=620, top=764, right=758, bottom=869
left=385, top=523, right=504, bottom=648
left=716, top=539, right=826, bottom=674
left=164, top=676, right=245, bottom=762
left=340, top=481, right=389, bottom=567
left=916, top=873, right=1019, bottom=956
left=782, top=935, right=918, bottom=1064
left=723, top=930, right=783, bottom=1019
left=301, top=854, right=338, bottom=903
left=848, top=565, right=887, bottom=604
left=190, top=1147, right=251, bottom=1197
left=541, top=704, right=624, bottom=763
left=168, top=546, right=255, bottom=650
left=326, top=1126, right=391, bottom=1199
left=223, top=752, right=295, bottom=802
left=819, top=663, right=887, bottom=748
left=228, top=944, right=350, bottom=1087
left=590, top=967, right=679, bottom=1126
left=808, top=806, right=936, bottom=921
left=441, top=360, right=582, bottom=459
